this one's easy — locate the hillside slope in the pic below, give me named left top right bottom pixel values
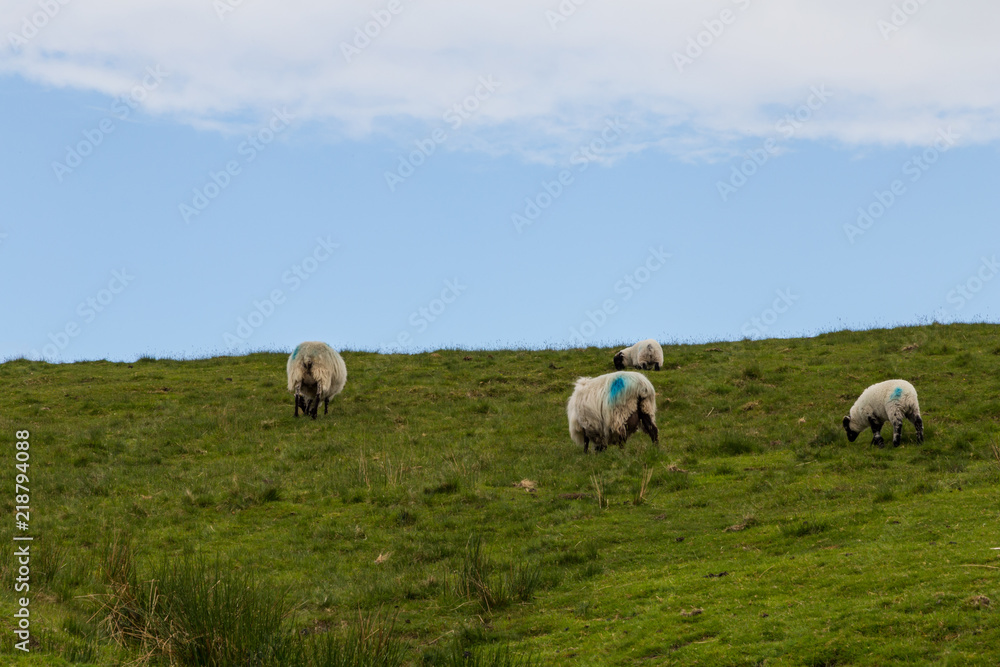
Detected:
left=1, top=323, right=998, bottom=665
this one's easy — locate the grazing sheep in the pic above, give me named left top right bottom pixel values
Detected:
left=286, top=341, right=347, bottom=419
left=613, top=339, right=663, bottom=371
left=567, top=371, right=658, bottom=453
left=842, top=379, right=923, bottom=448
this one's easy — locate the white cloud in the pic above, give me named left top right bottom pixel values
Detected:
left=3, top=0, right=999, bottom=162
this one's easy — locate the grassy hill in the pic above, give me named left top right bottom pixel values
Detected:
left=1, top=323, right=998, bottom=666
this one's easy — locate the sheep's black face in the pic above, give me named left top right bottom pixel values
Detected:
left=613, top=352, right=625, bottom=370
left=843, top=416, right=859, bottom=442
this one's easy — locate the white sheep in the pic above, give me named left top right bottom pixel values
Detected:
left=286, top=341, right=347, bottom=419
left=567, top=371, right=658, bottom=453
left=842, top=379, right=924, bottom=448
left=613, top=339, right=663, bottom=371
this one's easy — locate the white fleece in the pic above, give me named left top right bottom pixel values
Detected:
left=567, top=371, right=657, bottom=451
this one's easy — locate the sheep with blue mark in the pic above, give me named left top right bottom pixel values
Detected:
left=614, top=339, right=663, bottom=371
left=842, top=379, right=923, bottom=448
left=286, top=341, right=347, bottom=419
left=567, top=371, right=658, bottom=453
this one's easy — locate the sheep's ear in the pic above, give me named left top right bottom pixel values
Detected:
left=842, top=416, right=851, bottom=429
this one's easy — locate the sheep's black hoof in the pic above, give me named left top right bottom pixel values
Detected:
left=872, top=438, right=885, bottom=449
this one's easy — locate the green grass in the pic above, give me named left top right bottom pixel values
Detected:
left=1, top=323, right=999, bottom=665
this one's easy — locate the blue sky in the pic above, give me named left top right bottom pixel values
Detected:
left=1, top=1, right=998, bottom=362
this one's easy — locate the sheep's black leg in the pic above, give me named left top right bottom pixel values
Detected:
left=640, top=411, right=658, bottom=444
left=654, top=363, right=661, bottom=371
left=892, top=421, right=903, bottom=447
left=583, top=435, right=590, bottom=454
left=914, top=416, right=924, bottom=443
left=324, top=397, right=329, bottom=415
left=868, top=416, right=884, bottom=448
left=294, top=394, right=300, bottom=417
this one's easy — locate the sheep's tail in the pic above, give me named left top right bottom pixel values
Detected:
left=311, top=360, right=335, bottom=396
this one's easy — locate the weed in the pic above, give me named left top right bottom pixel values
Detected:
left=714, top=430, right=759, bottom=456
left=94, top=537, right=294, bottom=665
left=590, top=474, right=608, bottom=510
left=451, top=534, right=540, bottom=613
left=781, top=518, right=829, bottom=537
left=632, top=466, right=654, bottom=506
left=301, top=607, right=404, bottom=667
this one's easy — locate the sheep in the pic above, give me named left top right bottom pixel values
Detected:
left=842, top=379, right=923, bottom=448
left=286, top=341, right=347, bottom=419
left=567, top=371, right=658, bottom=453
left=613, top=339, right=663, bottom=371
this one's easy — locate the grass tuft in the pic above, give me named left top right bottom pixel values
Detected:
left=631, top=466, right=654, bottom=506
left=301, top=607, right=405, bottom=667
left=780, top=518, right=829, bottom=538
left=452, top=534, right=541, bottom=613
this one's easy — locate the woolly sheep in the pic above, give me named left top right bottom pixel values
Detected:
left=842, top=379, right=923, bottom=448
left=567, top=371, right=658, bottom=453
left=613, top=339, right=663, bottom=371
left=286, top=341, right=347, bottom=419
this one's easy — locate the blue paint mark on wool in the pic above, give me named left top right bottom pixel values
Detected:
left=609, top=376, right=626, bottom=403
left=891, top=387, right=903, bottom=400
left=292, top=345, right=300, bottom=360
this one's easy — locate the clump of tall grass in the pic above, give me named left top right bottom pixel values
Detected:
left=590, top=474, right=608, bottom=509
left=94, top=533, right=293, bottom=664
left=631, top=466, right=654, bottom=506
left=780, top=517, right=830, bottom=538
left=93, top=532, right=404, bottom=666
left=426, top=638, right=537, bottom=666
left=301, top=607, right=404, bottom=667
left=451, top=534, right=540, bottom=612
